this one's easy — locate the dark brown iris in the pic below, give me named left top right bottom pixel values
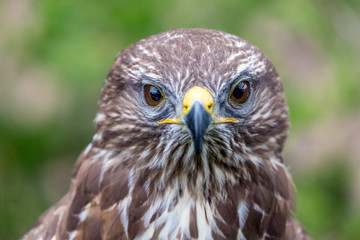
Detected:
left=230, top=81, right=250, bottom=104
left=144, top=85, right=164, bottom=106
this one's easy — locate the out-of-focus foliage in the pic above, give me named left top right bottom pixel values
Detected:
left=0, top=0, right=359, bottom=239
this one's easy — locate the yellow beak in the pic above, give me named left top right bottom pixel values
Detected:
left=157, top=86, right=239, bottom=125
left=182, top=87, right=214, bottom=115
left=157, top=86, right=238, bottom=154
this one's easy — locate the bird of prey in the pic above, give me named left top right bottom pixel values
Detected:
left=23, top=28, right=310, bottom=240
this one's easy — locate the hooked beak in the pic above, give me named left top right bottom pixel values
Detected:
left=157, top=86, right=238, bottom=154
left=183, top=100, right=212, bottom=154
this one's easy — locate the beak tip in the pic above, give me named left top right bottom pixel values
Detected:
left=194, top=139, right=203, bottom=155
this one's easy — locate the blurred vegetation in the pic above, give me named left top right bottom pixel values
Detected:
left=1, top=0, right=360, bottom=239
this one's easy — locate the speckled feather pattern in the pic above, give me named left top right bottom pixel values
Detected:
left=23, top=29, right=310, bottom=240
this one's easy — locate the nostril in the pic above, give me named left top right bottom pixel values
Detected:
left=207, top=103, right=214, bottom=112
left=184, top=104, right=189, bottom=112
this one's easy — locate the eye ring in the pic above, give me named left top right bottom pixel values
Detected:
left=144, top=84, right=165, bottom=107
left=229, top=80, right=250, bottom=105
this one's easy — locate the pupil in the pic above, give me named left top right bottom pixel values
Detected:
left=150, top=86, right=162, bottom=101
left=233, top=83, right=245, bottom=99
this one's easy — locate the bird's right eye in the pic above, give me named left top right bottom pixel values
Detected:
left=144, top=84, right=165, bottom=106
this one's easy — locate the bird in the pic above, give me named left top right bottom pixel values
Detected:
left=23, top=28, right=310, bottom=240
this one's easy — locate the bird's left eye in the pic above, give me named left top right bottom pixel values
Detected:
left=229, top=80, right=250, bottom=104
left=144, top=84, right=165, bottom=106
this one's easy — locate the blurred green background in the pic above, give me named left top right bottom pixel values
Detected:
left=1, top=0, right=360, bottom=239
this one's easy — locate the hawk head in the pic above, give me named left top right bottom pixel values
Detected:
left=92, top=28, right=288, bottom=197
left=23, top=29, right=311, bottom=240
